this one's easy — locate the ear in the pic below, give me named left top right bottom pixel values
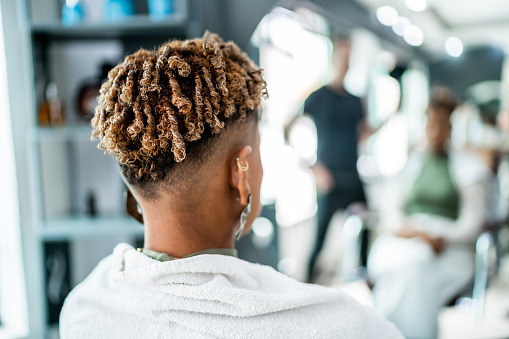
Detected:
left=230, top=145, right=252, bottom=205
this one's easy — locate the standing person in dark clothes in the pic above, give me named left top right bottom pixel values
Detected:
left=305, top=35, right=369, bottom=283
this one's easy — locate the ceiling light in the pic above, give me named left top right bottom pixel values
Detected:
left=404, top=0, right=427, bottom=12
left=392, top=16, right=411, bottom=36
left=445, top=37, right=463, bottom=57
left=403, top=25, right=424, bottom=46
left=376, top=6, right=398, bottom=26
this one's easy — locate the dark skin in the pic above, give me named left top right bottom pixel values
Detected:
left=395, top=107, right=451, bottom=254
left=129, top=118, right=263, bottom=258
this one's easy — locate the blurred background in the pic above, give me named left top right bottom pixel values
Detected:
left=1, top=0, right=509, bottom=338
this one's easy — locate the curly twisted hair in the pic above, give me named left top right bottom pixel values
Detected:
left=91, top=32, right=267, bottom=193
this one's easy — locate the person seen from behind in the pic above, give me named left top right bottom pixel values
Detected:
left=59, top=32, right=403, bottom=338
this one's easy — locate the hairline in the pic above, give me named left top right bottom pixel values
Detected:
left=124, top=109, right=260, bottom=201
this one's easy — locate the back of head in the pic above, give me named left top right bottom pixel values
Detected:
left=91, top=32, right=267, bottom=199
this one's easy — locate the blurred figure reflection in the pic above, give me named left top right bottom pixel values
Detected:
left=497, top=103, right=509, bottom=134
left=304, top=34, right=369, bottom=283
left=367, top=87, right=492, bottom=339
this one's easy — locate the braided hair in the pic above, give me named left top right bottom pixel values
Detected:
left=91, top=32, right=267, bottom=194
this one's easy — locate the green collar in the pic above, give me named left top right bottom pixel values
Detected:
left=139, top=248, right=238, bottom=262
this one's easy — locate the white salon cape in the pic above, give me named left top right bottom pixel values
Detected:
left=368, top=151, right=492, bottom=339
left=60, top=243, right=402, bottom=338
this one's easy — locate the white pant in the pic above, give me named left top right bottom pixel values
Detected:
left=368, top=235, right=474, bottom=339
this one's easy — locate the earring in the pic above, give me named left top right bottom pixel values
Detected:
left=236, top=194, right=252, bottom=240
left=236, top=158, right=249, bottom=171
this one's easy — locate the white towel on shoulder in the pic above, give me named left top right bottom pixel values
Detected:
left=60, top=243, right=402, bottom=338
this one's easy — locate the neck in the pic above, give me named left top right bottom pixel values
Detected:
left=429, top=147, right=447, bottom=156
left=139, top=182, right=241, bottom=258
left=327, top=78, right=345, bottom=92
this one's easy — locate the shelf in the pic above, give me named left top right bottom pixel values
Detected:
left=32, top=124, right=93, bottom=141
left=39, top=215, right=144, bottom=241
left=31, top=14, right=187, bottom=40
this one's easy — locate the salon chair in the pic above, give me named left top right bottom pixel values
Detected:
left=337, top=210, right=502, bottom=321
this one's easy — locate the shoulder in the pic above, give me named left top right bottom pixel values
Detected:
left=395, top=152, right=424, bottom=179
left=299, top=284, right=403, bottom=338
left=333, top=293, right=402, bottom=337
left=246, top=270, right=403, bottom=338
left=61, top=254, right=113, bottom=300
left=305, top=87, right=327, bottom=105
left=60, top=248, right=403, bottom=338
left=60, top=255, right=113, bottom=335
left=311, top=86, right=329, bottom=96
left=346, top=91, right=362, bottom=101
left=236, top=262, right=403, bottom=337
left=350, top=303, right=403, bottom=338
left=450, top=150, right=486, bottom=167
left=450, top=150, right=492, bottom=187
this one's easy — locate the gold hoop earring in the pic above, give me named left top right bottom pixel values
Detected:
left=236, top=158, right=249, bottom=171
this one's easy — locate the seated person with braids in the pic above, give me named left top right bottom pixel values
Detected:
left=367, top=87, right=491, bottom=339
left=60, top=32, right=402, bottom=338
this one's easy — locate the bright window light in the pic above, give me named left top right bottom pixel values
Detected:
left=376, top=6, right=398, bottom=26
left=254, top=8, right=328, bottom=225
left=288, top=116, right=317, bottom=166
left=375, top=75, right=401, bottom=120
left=251, top=217, right=274, bottom=248
left=376, top=51, right=396, bottom=72
left=403, top=25, right=424, bottom=46
left=392, top=16, right=411, bottom=36
left=252, top=217, right=274, bottom=238
left=375, top=116, right=408, bottom=177
left=278, top=258, right=297, bottom=275
left=445, top=37, right=463, bottom=57
left=0, top=6, right=29, bottom=335
left=275, top=145, right=317, bottom=227
left=344, top=30, right=379, bottom=97
left=404, top=0, right=427, bottom=12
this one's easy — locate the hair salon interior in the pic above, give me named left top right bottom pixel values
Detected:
left=1, top=0, right=509, bottom=338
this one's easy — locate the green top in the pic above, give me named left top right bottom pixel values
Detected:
left=404, top=153, right=460, bottom=220
left=140, top=248, right=238, bottom=262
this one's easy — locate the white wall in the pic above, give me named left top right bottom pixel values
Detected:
left=0, top=3, right=28, bottom=337
left=0, top=0, right=45, bottom=337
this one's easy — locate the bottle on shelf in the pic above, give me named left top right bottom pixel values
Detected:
left=62, top=0, right=85, bottom=26
left=148, top=0, right=174, bottom=21
left=44, top=241, right=71, bottom=324
left=38, top=82, right=65, bottom=126
left=86, top=191, right=97, bottom=217
left=76, top=62, right=113, bottom=123
left=103, top=0, right=135, bottom=22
